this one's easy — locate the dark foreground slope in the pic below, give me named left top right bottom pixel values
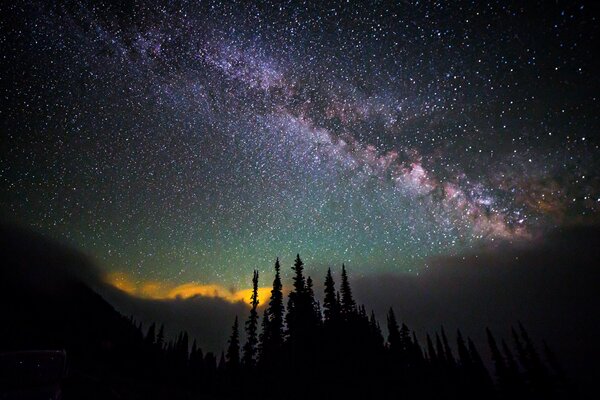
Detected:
left=0, top=225, right=204, bottom=399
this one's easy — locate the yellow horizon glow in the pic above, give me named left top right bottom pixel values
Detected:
left=106, top=272, right=271, bottom=307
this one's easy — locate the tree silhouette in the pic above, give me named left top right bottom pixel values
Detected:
left=340, top=264, right=356, bottom=319
left=286, top=254, right=306, bottom=339
left=487, top=327, right=510, bottom=393
left=258, top=308, right=270, bottom=363
left=468, top=337, right=494, bottom=396
left=306, top=276, right=323, bottom=329
left=226, top=316, right=240, bottom=371
left=369, top=310, right=384, bottom=348
left=261, top=257, right=284, bottom=366
left=456, top=330, right=471, bottom=369
left=323, top=267, right=339, bottom=325
left=426, top=333, right=438, bottom=365
left=5, top=249, right=572, bottom=400
left=387, top=307, right=401, bottom=351
left=242, top=270, right=260, bottom=368
left=502, top=338, right=526, bottom=397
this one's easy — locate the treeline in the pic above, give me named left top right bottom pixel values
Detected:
left=137, top=255, right=573, bottom=400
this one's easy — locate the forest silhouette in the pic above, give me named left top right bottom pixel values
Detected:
left=0, top=228, right=578, bottom=399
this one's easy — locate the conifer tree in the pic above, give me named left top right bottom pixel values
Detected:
left=369, top=311, right=384, bottom=347
left=518, top=322, right=547, bottom=378
left=441, top=326, right=456, bottom=367
left=267, top=258, right=284, bottom=348
left=323, top=268, right=339, bottom=324
left=400, top=323, right=412, bottom=354
left=502, top=338, right=525, bottom=395
left=435, top=333, right=446, bottom=366
left=286, top=254, right=308, bottom=339
left=468, top=337, right=494, bottom=394
left=427, top=334, right=438, bottom=364
left=291, top=254, right=306, bottom=294
left=226, top=316, right=240, bottom=370
left=340, top=264, right=356, bottom=318
left=487, top=328, right=509, bottom=387
left=386, top=307, right=401, bottom=351
left=306, top=276, right=319, bottom=324
left=411, top=331, right=425, bottom=365
left=258, top=308, right=270, bottom=362
left=456, top=330, right=471, bottom=368
left=242, top=270, right=260, bottom=368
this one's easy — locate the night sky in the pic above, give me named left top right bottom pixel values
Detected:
left=2, top=1, right=599, bottom=299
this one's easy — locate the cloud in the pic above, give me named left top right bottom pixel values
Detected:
left=105, top=272, right=272, bottom=306
left=99, top=283, right=250, bottom=354
left=0, top=223, right=255, bottom=354
left=348, top=225, right=600, bottom=394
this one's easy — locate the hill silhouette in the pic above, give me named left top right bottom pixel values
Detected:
left=0, top=225, right=203, bottom=399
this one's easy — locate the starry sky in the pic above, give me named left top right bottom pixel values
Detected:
left=2, top=0, right=599, bottom=297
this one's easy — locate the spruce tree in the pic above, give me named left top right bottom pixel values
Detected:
left=400, top=323, right=412, bottom=354
left=456, top=330, right=471, bottom=369
left=291, top=254, right=306, bottom=294
left=386, top=307, right=401, bottom=351
left=468, top=337, right=494, bottom=394
left=369, top=311, right=384, bottom=348
left=502, top=338, right=525, bottom=395
left=267, top=258, right=284, bottom=348
left=519, top=322, right=547, bottom=378
left=426, top=333, right=438, bottom=364
left=323, top=268, right=339, bottom=324
left=340, top=264, right=356, bottom=318
left=435, top=333, right=446, bottom=367
left=306, top=276, right=316, bottom=317
left=258, top=308, right=270, bottom=362
left=441, top=326, right=456, bottom=368
left=226, top=316, right=240, bottom=370
left=286, top=254, right=308, bottom=339
left=306, top=276, right=322, bottom=326
left=411, top=331, right=425, bottom=365
left=242, top=270, right=260, bottom=368
left=487, top=328, right=509, bottom=387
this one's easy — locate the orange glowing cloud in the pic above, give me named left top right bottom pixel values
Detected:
left=105, top=272, right=271, bottom=307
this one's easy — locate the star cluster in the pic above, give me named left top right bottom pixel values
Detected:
left=1, top=0, right=599, bottom=290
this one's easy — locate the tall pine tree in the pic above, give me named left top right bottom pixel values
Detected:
left=387, top=307, right=401, bottom=351
left=242, top=270, right=260, bottom=368
left=226, top=316, right=240, bottom=370
left=323, top=267, right=339, bottom=324
left=340, top=264, right=356, bottom=319
left=267, top=258, right=284, bottom=348
left=286, top=254, right=308, bottom=339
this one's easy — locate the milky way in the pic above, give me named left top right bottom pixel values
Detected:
left=2, top=1, right=599, bottom=291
